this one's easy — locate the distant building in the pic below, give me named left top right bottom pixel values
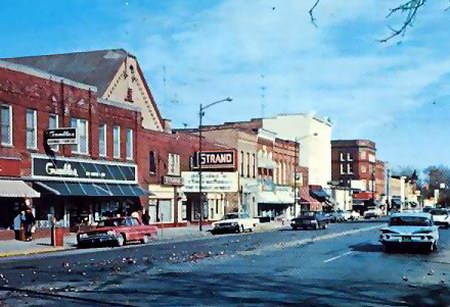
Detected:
left=331, top=139, right=383, bottom=199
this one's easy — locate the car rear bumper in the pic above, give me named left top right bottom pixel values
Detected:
left=211, top=225, right=239, bottom=233
left=434, top=221, right=449, bottom=227
left=77, top=235, right=119, bottom=247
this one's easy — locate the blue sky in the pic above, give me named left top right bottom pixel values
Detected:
left=1, top=0, right=450, bottom=171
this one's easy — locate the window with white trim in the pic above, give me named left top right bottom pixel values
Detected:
left=347, top=163, right=354, bottom=174
left=26, top=109, right=37, bottom=149
left=126, top=128, right=133, bottom=160
left=98, top=124, right=107, bottom=157
left=1, top=104, right=12, bottom=146
left=340, top=163, right=346, bottom=175
left=361, top=165, right=367, bottom=173
left=360, top=150, right=366, bottom=160
left=339, top=152, right=344, bottom=161
left=48, top=114, right=59, bottom=152
left=347, top=153, right=353, bottom=161
left=70, top=118, right=89, bottom=154
left=113, top=125, right=121, bottom=158
left=168, top=153, right=180, bottom=176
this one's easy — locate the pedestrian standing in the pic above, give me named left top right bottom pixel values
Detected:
left=141, top=212, right=150, bottom=225
left=24, top=207, right=36, bottom=241
left=13, top=209, right=25, bottom=241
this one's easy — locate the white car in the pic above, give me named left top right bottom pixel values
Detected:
left=429, top=209, right=450, bottom=228
left=379, top=212, right=439, bottom=253
left=364, top=208, right=383, bottom=219
left=211, top=213, right=259, bottom=234
left=344, top=210, right=360, bottom=221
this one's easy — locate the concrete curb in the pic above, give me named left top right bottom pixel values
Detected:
left=0, top=246, right=66, bottom=258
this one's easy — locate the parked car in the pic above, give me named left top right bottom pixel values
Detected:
left=77, top=217, right=158, bottom=248
left=429, top=209, right=450, bottom=228
left=379, top=212, right=439, bottom=253
left=347, top=210, right=361, bottom=220
left=211, top=212, right=259, bottom=234
left=364, top=207, right=382, bottom=219
left=330, top=209, right=348, bottom=222
left=290, top=212, right=329, bottom=230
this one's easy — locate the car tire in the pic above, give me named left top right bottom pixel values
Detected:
left=116, top=234, right=125, bottom=247
left=141, top=235, right=150, bottom=244
left=292, top=226, right=298, bottom=230
left=323, top=223, right=327, bottom=229
left=382, top=243, right=393, bottom=253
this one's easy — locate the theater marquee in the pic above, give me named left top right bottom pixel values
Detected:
left=191, top=150, right=236, bottom=170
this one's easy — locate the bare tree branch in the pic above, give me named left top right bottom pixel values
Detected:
left=379, top=0, right=427, bottom=43
left=308, top=0, right=428, bottom=43
left=309, top=0, right=320, bottom=28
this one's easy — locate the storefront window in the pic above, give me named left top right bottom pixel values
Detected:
left=26, top=109, right=37, bottom=149
left=98, top=124, right=107, bottom=157
left=113, top=125, right=121, bottom=158
left=1, top=104, right=12, bottom=146
left=157, top=200, right=172, bottom=222
left=126, top=128, right=133, bottom=160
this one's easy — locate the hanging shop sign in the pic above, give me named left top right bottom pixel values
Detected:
left=45, top=128, right=78, bottom=145
left=31, top=155, right=137, bottom=184
left=191, top=150, right=236, bottom=170
left=162, top=175, right=184, bottom=186
left=181, top=171, right=238, bottom=193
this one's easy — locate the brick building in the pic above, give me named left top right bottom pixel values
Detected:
left=176, top=125, right=311, bottom=218
left=331, top=139, right=385, bottom=200
left=0, top=60, right=147, bottom=237
left=137, top=129, right=235, bottom=226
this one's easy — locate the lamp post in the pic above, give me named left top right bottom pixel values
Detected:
left=198, top=97, right=233, bottom=231
left=293, top=133, right=318, bottom=216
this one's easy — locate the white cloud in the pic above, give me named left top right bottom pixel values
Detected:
left=122, top=0, right=450, bottom=165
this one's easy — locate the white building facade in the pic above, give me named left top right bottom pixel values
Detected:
left=261, top=114, right=333, bottom=188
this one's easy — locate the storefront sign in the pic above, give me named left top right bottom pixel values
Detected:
left=45, top=128, right=78, bottom=145
left=31, top=155, right=137, bottom=184
left=191, top=150, right=236, bottom=170
left=181, top=171, right=238, bottom=193
left=162, top=175, right=184, bottom=186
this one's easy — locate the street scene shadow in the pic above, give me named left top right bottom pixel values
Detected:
left=349, top=243, right=382, bottom=253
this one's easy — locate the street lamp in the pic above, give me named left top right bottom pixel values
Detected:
left=198, top=97, right=233, bottom=231
left=293, top=133, right=318, bottom=216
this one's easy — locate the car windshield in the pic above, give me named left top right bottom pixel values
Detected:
left=389, top=216, right=432, bottom=227
left=430, top=209, right=448, bottom=215
left=223, top=214, right=239, bottom=220
left=98, top=219, right=126, bottom=227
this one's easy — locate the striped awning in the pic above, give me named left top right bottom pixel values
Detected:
left=0, top=180, right=40, bottom=198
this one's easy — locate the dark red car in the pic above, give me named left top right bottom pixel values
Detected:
left=77, top=217, right=158, bottom=248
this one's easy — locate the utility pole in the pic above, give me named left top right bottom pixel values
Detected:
left=293, top=138, right=299, bottom=217
left=197, top=97, right=233, bottom=231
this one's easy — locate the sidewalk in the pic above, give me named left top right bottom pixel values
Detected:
left=0, top=221, right=286, bottom=258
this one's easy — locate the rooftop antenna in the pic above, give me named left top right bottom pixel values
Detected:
left=260, top=74, right=266, bottom=118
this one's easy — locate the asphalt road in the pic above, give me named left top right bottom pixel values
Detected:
left=1, top=221, right=450, bottom=306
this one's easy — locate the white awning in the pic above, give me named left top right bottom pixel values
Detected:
left=0, top=180, right=40, bottom=198
left=257, top=191, right=280, bottom=204
left=276, top=191, right=294, bottom=204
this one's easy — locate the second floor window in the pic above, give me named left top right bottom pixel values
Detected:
left=340, top=163, right=346, bottom=174
left=1, top=104, right=12, bottom=146
left=252, top=153, right=256, bottom=178
left=26, top=109, right=37, bottom=149
left=48, top=114, right=59, bottom=151
left=113, top=125, right=121, bottom=158
left=149, top=151, right=156, bottom=174
left=240, top=151, right=244, bottom=177
left=98, top=124, right=107, bottom=157
left=71, top=118, right=88, bottom=154
left=347, top=163, right=354, bottom=174
left=246, top=152, right=250, bottom=178
left=168, top=153, right=180, bottom=175
left=126, top=128, right=133, bottom=160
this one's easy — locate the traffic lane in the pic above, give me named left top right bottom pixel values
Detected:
left=63, top=223, right=450, bottom=306
left=1, top=223, right=384, bottom=306
left=0, top=222, right=382, bottom=304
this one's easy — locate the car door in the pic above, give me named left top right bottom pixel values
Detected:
left=125, top=217, right=138, bottom=240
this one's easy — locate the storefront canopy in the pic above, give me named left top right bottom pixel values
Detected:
left=257, top=191, right=281, bottom=204
left=299, top=187, right=321, bottom=206
left=0, top=180, right=40, bottom=198
left=276, top=191, right=294, bottom=204
left=35, top=181, right=150, bottom=197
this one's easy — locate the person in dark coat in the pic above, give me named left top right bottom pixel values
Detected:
left=13, top=209, right=25, bottom=241
left=23, top=207, right=36, bottom=241
left=141, top=212, right=150, bottom=225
